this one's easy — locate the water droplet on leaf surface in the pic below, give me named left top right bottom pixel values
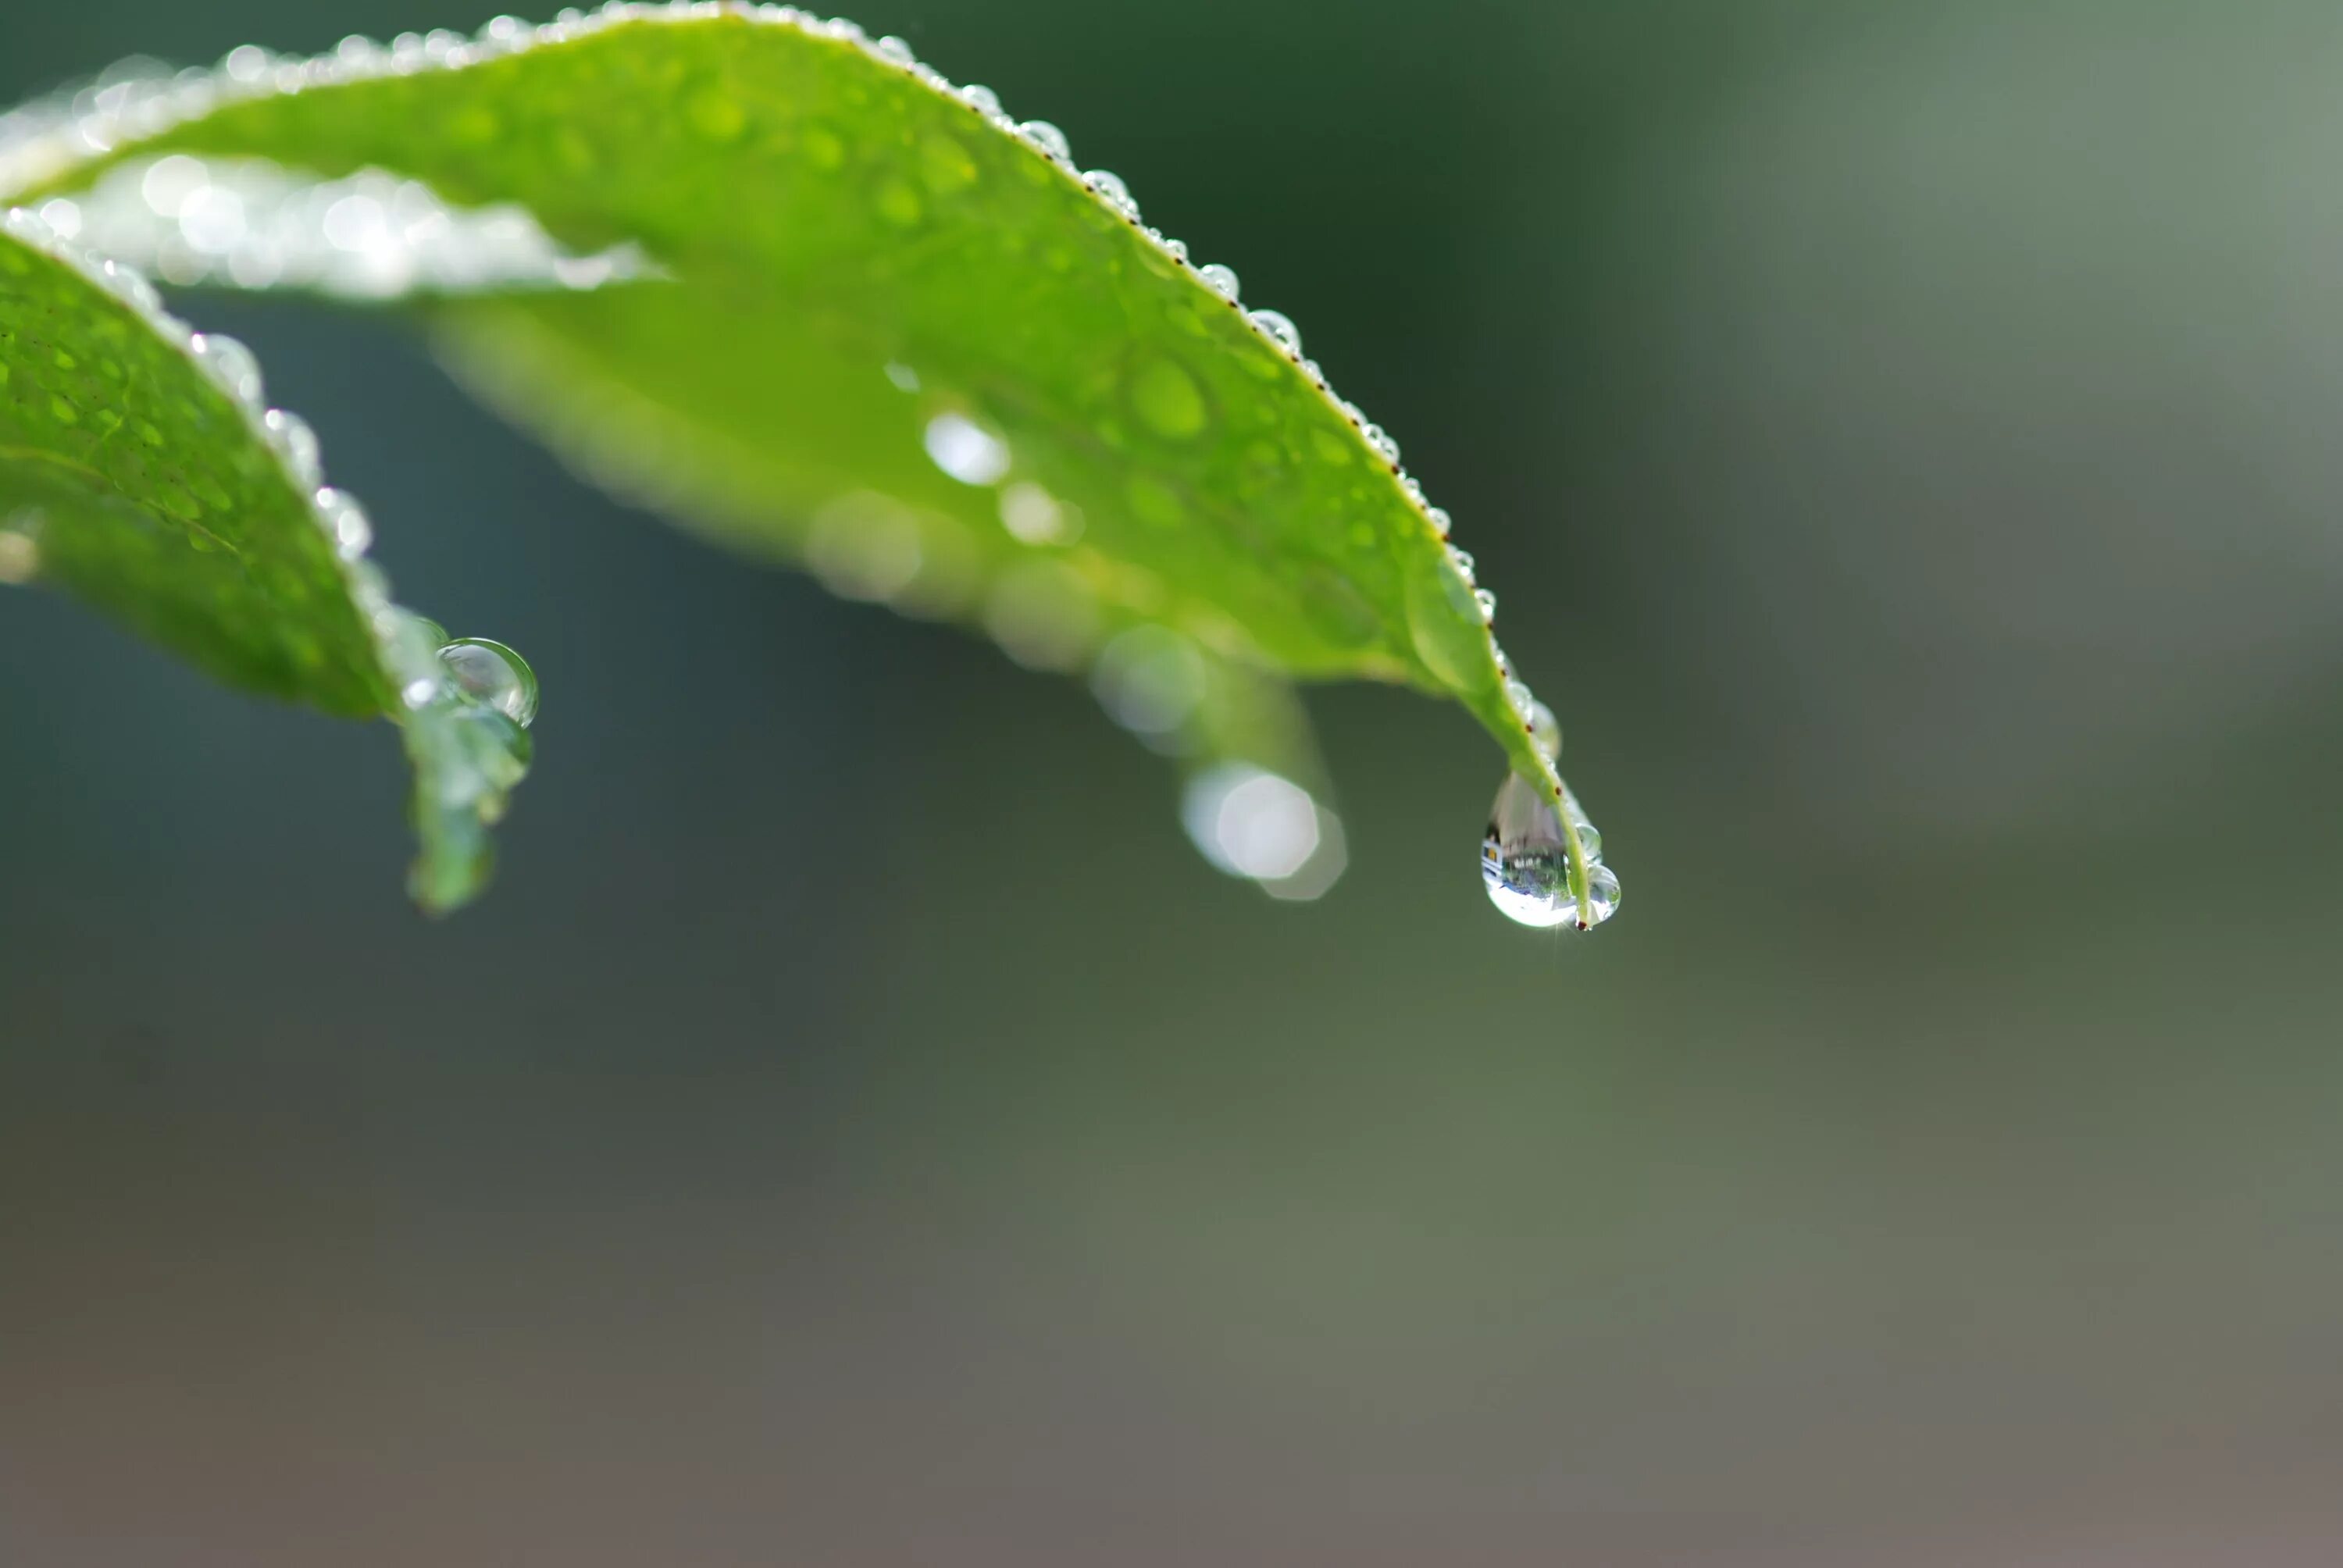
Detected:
left=312, top=486, right=370, bottom=558
left=262, top=408, right=321, bottom=488
left=1017, top=119, right=1072, bottom=165
left=190, top=330, right=262, bottom=406
left=1247, top=308, right=1301, bottom=355
left=1083, top=169, right=1137, bottom=218
left=1526, top=700, right=1561, bottom=761
left=437, top=636, right=539, bottom=726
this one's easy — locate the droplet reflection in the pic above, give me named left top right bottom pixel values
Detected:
left=1481, top=770, right=1622, bottom=930
left=1481, top=772, right=1574, bottom=928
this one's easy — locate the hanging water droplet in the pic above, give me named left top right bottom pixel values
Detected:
left=1018, top=119, right=1072, bottom=165
left=1481, top=771, right=1572, bottom=928
left=190, top=330, right=262, bottom=406
left=1196, top=262, right=1240, bottom=301
left=1247, top=308, right=1301, bottom=356
left=1582, top=864, right=1622, bottom=926
left=1574, top=821, right=1603, bottom=863
left=437, top=636, right=540, bottom=727
left=1526, top=700, right=1560, bottom=761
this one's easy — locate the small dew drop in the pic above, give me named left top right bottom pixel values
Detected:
left=263, top=408, right=322, bottom=488
left=1574, top=821, right=1603, bottom=864
left=1425, top=506, right=1452, bottom=537
left=923, top=412, right=1011, bottom=486
left=1196, top=262, right=1240, bottom=301
left=1247, top=308, right=1302, bottom=356
left=1527, top=700, right=1561, bottom=761
left=1582, top=864, right=1622, bottom=927
left=190, top=331, right=262, bottom=406
left=312, top=486, right=371, bottom=558
left=437, top=636, right=540, bottom=727
left=36, top=199, right=82, bottom=241
left=1474, top=588, right=1497, bottom=623
left=1082, top=169, right=1137, bottom=218
left=97, top=258, right=162, bottom=316
left=960, top=84, right=1002, bottom=116
left=1017, top=119, right=1072, bottom=165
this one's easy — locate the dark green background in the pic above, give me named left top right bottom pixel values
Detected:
left=7, top=3, right=2343, bottom=1563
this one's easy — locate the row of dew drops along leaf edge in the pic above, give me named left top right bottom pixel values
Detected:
left=0, top=0, right=1615, bottom=929
left=0, top=203, right=542, bottom=815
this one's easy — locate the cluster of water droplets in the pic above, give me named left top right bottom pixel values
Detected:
left=0, top=201, right=540, bottom=868
left=0, top=0, right=1609, bottom=924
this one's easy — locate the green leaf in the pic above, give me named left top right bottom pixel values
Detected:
left=0, top=210, right=532, bottom=913
left=2, top=7, right=1610, bottom=925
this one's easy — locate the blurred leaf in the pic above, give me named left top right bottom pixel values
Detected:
left=3, top=7, right=1602, bottom=917
left=0, top=214, right=531, bottom=912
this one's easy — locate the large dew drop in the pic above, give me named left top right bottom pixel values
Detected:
left=1482, top=772, right=1574, bottom=928
left=1481, top=772, right=1620, bottom=929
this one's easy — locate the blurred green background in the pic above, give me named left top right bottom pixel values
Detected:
left=8, top=2, right=2343, bottom=1563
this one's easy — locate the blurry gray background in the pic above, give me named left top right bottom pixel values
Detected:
left=7, top=2, right=2343, bottom=1563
